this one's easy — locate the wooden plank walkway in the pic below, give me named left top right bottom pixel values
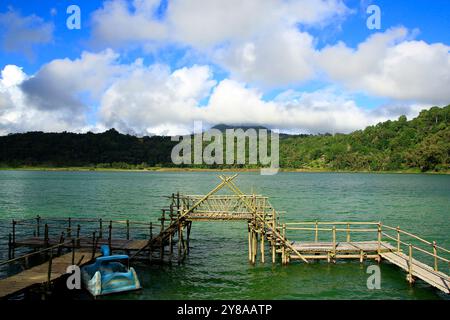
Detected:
left=0, top=250, right=98, bottom=299
left=380, top=251, right=450, bottom=294
left=288, top=241, right=395, bottom=260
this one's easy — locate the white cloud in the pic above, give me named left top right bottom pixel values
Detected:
left=0, top=65, right=86, bottom=135
left=99, top=64, right=216, bottom=135
left=0, top=10, right=53, bottom=59
left=97, top=63, right=421, bottom=135
left=318, top=27, right=450, bottom=104
left=91, top=0, right=350, bottom=47
left=91, top=0, right=167, bottom=48
left=215, top=28, right=317, bottom=86
left=20, top=49, right=127, bottom=112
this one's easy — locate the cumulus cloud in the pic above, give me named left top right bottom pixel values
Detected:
left=20, top=49, right=127, bottom=113
left=91, top=0, right=350, bottom=49
left=91, top=0, right=167, bottom=48
left=215, top=28, right=317, bottom=87
left=97, top=62, right=419, bottom=135
left=0, top=65, right=86, bottom=135
left=0, top=9, right=53, bottom=59
left=318, top=27, right=450, bottom=104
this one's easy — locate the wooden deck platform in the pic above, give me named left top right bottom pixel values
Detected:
left=0, top=250, right=98, bottom=299
left=288, top=241, right=395, bottom=260
left=380, top=251, right=450, bottom=294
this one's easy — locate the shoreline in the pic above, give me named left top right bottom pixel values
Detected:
left=0, top=166, right=448, bottom=175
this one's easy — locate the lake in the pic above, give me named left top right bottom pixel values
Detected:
left=0, top=170, right=448, bottom=300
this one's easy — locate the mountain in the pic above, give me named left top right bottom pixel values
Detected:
left=0, top=105, right=448, bottom=172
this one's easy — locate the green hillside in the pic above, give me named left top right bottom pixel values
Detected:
left=0, top=105, right=448, bottom=172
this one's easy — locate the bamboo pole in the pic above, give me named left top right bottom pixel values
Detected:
left=221, top=177, right=309, bottom=263
left=433, top=241, right=438, bottom=271
left=44, top=223, right=49, bottom=248
left=282, top=224, right=286, bottom=265
left=315, top=221, right=318, bottom=242
left=377, top=222, right=382, bottom=255
left=76, top=224, right=81, bottom=247
left=36, top=215, right=41, bottom=238
left=248, top=225, right=252, bottom=262
left=397, top=226, right=401, bottom=252
left=261, top=229, right=265, bottom=264
left=99, top=218, right=103, bottom=239
left=408, top=244, right=414, bottom=284
left=332, top=226, right=336, bottom=257
left=346, top=223, right=350, bottom=242
left=71, top=239, right=75, bottom=265
left=67, top=217, right=72, bottom=238
left=108, top=220, right=112, bottom=249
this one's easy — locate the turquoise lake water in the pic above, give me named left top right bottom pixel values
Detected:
left=0, top=171, right=448, bottom=300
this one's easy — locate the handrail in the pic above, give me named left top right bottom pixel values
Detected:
left=0, top=235, right=92, bottom=267
left=285, top=221, right=379, bottom=225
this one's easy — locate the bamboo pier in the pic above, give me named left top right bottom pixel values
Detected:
left=0, top=174, right=448, bottom=298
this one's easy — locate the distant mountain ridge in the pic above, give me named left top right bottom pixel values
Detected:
left=0, top=105, right=448, bottom=172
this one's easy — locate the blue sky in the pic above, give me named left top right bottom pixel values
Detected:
left=0, top=0, right=449, bottom=135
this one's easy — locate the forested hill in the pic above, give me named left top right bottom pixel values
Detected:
left=0, top=105, right=449, bottom=172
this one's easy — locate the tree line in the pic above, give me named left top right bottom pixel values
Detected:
left=0, top=105, right=448, bottom=172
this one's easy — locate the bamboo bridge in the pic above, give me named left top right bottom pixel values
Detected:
left=0, top=174, right=449, bottom=298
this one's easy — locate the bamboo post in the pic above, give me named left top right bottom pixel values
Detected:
left=108, top=220, right=112, bottom=249
left=57, top=232, right=65, bottom=256
left=407, top=244, right=414, bottom=284
left=91, top=231, right=97, bottom=260
left=44, top=223, right=49, bottom=248
left=396, top=226, right=401, bottom=252
left=71, top=239, right=75, bottom=265
left=332, top=226, right=337, bottom=258
left=177, top=223, right=182, bottom=264
left=253, top=230, right=258, bottom=264
left=261, top=229, right=265, bottom=263
left=99, top=218, right=103, bottom=239
left=260, top=208, right=265, bottom=263
left=272, top=240, right=276, bottom=264
left=282, top=224, right=286, bottom=265
left=76, top=224, right=81, bottom=246
left=314, top=221, right=318, bottom=242
left=126, top=220, right=130, bottom=240
left=377, top=222, right=382, bottom=255
left=36, top=215, right=41, bottom=238
left=186, top=221, right=192, bottom=254
left=12, top=220, right=16, bottom=247
left=433, top=241, right=438, bottom=272
left=67, top=217, right=72, bottom=238
left=248, top=225, right=252, bottom=262
left=346, top=223, right=350, bottom=242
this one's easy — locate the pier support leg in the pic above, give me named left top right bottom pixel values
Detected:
left=261, top=231, right=265, bottom=264
left=248, top=226, right=252, bottom=262
left=186, top=221, right=192, bottom=254
left=272, top=241, right=276, bottom=264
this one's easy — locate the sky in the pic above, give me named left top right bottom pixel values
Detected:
left=0, top=0, right=449, bottom=136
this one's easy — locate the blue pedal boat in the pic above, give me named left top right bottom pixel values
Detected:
left=81, top=246, right=142, bottom=297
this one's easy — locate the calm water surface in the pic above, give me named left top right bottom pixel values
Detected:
left=0, top=171, right=448, bottom=300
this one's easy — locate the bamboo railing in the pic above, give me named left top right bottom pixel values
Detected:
left=281, top=221, right=450, bottom=279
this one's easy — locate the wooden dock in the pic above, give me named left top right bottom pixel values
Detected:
left=0, top=175, right=448, bottom=298
left=0, top=250, right=98, bottom=299
left=380, top=251, right=450, bottom=294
